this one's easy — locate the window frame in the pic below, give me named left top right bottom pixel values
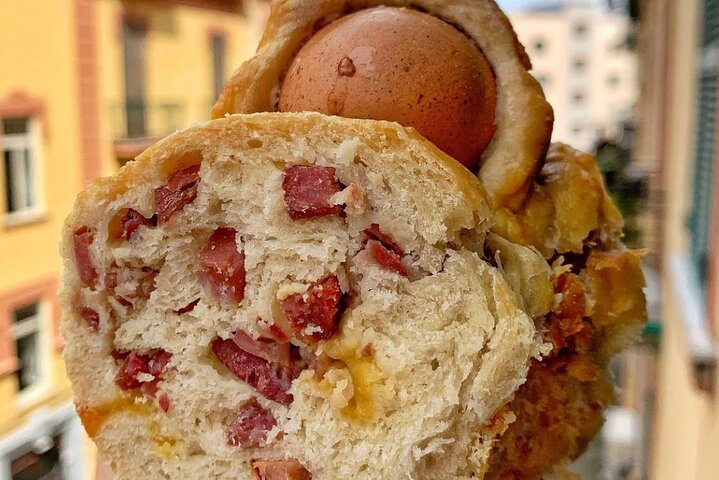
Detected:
left=1, top=116, right=45, bottom=227
left=9, top=300, right=51, bottom=405
left=211, top=33, right=227, bottom=101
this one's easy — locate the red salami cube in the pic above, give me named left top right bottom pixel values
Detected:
left=282, top=165, right=342, bottom=220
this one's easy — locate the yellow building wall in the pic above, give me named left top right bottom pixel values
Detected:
left=0, top=1, right=264, bottom=476
left=94, top=0, right=265, bottom=176
left=0, top=0, right=79, bottom=428
left=0, top=0, right=82, bottom=290
left=650, top=0, right=719, bottom=478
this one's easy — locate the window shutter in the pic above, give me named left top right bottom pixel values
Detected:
left=689, top=0, right=719, bottom=289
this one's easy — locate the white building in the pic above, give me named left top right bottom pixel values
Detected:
left=511, top=1, right=637, bottom=152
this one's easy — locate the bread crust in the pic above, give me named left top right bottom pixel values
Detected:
left=211, top=0, right=554, bottom=211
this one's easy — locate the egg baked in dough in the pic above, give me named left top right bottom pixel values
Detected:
left=213, top=1, right=647, bottom=479
left=60, top=113, right=550, bottom=479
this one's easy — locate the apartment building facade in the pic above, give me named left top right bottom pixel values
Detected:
left=0, top=1, right=265, bottom=478
left=633, top=0, right=719, bottom=478
left=511, top=2, right=638, bottom=152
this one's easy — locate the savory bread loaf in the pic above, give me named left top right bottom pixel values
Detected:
left=212, top=1, right=648, bottom=477
left=60, top=112, right=542, bottom=479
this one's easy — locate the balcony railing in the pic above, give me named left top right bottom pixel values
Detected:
left=110, top=100, right=185, bottom=140
left=110, top=100, right=185, bottom=162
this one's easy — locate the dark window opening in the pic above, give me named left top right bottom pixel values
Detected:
left=2, top=116, right=37, bottom=214
left=211, top=34, right=227, bottom=101
left=11, top=435, right=64, bottom=480
left=122, top=17, right=147, bottom=138
left=12, top=302, right=42, bottom=392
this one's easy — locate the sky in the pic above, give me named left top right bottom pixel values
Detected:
left=496, top=0, right=612, bottom=13
left=496, top=0, right=535, bottom=12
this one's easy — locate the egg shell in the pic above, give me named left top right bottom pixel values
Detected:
left=279, top=6, right=498, bottom=169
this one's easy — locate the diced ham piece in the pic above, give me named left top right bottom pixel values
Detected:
left=364, top=240, right=408, bottom=277
left=140, top=379, right=160, bottom=398
left=154, top=164, right=201, bottom=224
left=282, top=165, right=342, bottom=220
left=227, top=398, right=277, bottom=447
left=73, top=226, right=98, bottom=287
left=268, top=324, right=290, bottom=344
left=158, top=392, right=171, bottom=413
left=115, top=350, right=172, bottom=410
left=211, top=338, right=296, bottom=405
left=148, top=350, right=173, bottom=377
left=118, top=209, right=157, bottom=240
left=364, top=224, right=404, bottom=256
left=115, top=353, right=151, bottom=390
left=199, top=228, right=246, bottom=303
left=233, top=330, right=291, bottom=368
left=280, top=276, right=343, bottom=343
left=251, top=459, right=312, bottom=480
left=78, top=306, right=100, bottom=332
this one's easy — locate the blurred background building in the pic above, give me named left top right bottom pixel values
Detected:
left=0, top=0, right=266, bottom=478
left=511, top=1, right=637, bottom=152
left=632, top=0, right=719, bottom=479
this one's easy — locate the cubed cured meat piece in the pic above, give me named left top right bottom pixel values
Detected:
left=109, top=208, right=157, bottom=241
left=199, top=228, right=246, bottom=303
left=233, top=330, right=291, bottom=368
left=115, top=353, right=151, bottom=390
left=211, top=338, right=297, bottom=405
left=363, top=240, right=408, bottom=277
left=227, top=398, right=277, bottom=447
left=115, top=350, right=172, bottom=403
left=73, top=226, right=98, bottom=287
left=78, top=306, right=100, bottom=332
left=364, top=224, right=404, bottom=256
left=252, top=459, right=312, bottom=480
left=280, top=276, right=343, bottom=342
left=282, top=165, right=342, bottom=220
left=155, top=164, right=201, bottom=224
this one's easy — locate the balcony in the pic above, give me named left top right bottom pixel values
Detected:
left=110, top=100, right=185, bottom=162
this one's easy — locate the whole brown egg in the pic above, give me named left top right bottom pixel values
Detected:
left=278, top=6, right=498, bottom=169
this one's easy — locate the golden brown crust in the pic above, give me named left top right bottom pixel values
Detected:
left=212, top=0, right=554, bottom=211
left=485, top=363, right=612, bottom=480
left=62, top=112, right=492, bottom=246
left=485, top=144, right=647, bottom=478
left=493, top=143, right=625, bottom=257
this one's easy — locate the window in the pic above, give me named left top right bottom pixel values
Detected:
left=211, top=34, right=227, bottom=101
left=572, top=91, right=586, bottom=104
left=536, top=74, right=551, bottom=88
left=608, top=74, right=620, bottom=88
left=122, top=17, right=147, bottom=138
left=10, top=303, right=43, bottom=393
left=573, top=58, right=587, bottom=72
left=10, top=435, right=63, bottom=480
left=2, top=117, right=40, bottom=217
left=532, top=38, right=546, bottom=54
left=572, top=126, right=583, bottom=135
left=687, top=0, right=718, bottom=290
left=573, top=22, right=588, bottom=38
